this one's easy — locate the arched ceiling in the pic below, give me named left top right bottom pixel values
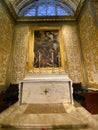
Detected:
left=8, top=0, right=86, bottom=15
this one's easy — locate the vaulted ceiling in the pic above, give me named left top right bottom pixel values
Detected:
left=8, top=0, right=86, bottom=16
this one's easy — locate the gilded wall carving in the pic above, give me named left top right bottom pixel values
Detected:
left=62, top=24, right=84, bottom=83
left=11, top=26, right=29, bottom=83
left=78, top=5, right=98, bottom=86
left=11, top=24, right=84, bottom=84
left=0, top=4, right=14, bottom=86
left=92, top=1, right=98, bottom=23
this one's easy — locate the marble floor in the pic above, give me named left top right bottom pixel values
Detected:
left=0, top=102, right=98, bottom=130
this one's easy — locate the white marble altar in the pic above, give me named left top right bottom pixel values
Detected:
left=19, top=73, right=73, bottom=104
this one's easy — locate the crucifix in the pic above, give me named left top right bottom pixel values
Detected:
left=43, top=89, right=49, bottom=95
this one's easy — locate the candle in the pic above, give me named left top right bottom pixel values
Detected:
left=39, top=51, right=40, bottom=68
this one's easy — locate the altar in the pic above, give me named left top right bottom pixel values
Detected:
left=19, top=73, right=73, bottom=105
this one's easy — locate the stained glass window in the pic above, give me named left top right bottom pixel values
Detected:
left=57, top=7, right=68, bottom=16
left=19, top=0, right=74, bottom=16
left=26, top=8, right=36, bottom=16
left=47, top=6, right=55, bottom=16
left=38, top=6, right=46, bottom=16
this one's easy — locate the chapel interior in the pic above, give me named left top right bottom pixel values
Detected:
left=0, top=0, right=98, bottom=130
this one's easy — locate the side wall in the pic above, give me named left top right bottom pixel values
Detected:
left=78, top=1, right=98, bottom=87
left=0, top=3, right=14, bottom=87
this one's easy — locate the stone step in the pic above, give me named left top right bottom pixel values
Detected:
left=0, top=103, right=94, bottom=130
left=0, top=113, right=88, bottom=129
left=1, top=123, right=88, bottom=129
left=69, top=110, right=88, bottom=123
left=0, top=128, right=94, bottom=130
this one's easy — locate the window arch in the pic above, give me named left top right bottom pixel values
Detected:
left=18, top=0, right=74, bottom=16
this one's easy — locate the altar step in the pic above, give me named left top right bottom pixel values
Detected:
left=0, top=116, right=89, bottom=129
left=0, top=103, right=94, bottom=130
left=1, top=124, right=89, bottom=130
left=0, top=112, right=88, bottom=129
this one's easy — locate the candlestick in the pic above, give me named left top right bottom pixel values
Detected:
left=52, top=51, right=54, bottom=73
left=52, top=52, right=53, bottom=62
left=58, top=52, right=60, bottom=74
left=39, top=51, right=41, bottom=73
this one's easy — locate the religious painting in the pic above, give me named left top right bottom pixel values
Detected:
left=34, top=30, right=61, bottom=68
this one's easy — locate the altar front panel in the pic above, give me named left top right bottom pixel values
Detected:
left=20, top=81, right=72, bottom=104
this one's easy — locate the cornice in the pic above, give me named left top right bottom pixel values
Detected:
left=17, top=16, right=76, bottom=24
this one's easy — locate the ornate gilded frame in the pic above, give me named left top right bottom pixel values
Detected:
left=28, top=26, right=65, bottom=73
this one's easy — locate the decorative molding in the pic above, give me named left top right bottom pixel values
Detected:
left=0, top=0, right=17, bottom=21
left=17, top=16, right=76, bottom=23
left=75, top=0, right=89, bottom=19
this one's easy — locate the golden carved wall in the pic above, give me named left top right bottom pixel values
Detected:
left=78, top=3, right=98, bottom=86
left=62, top=24, right=84, bottom=83
left=11, top=26, right=29, bottom=83
left=92, top=1, right=98, bottom=23
left=11, top=24, right=84, bottom=84
left=0, top=4, right=14, bottom=87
